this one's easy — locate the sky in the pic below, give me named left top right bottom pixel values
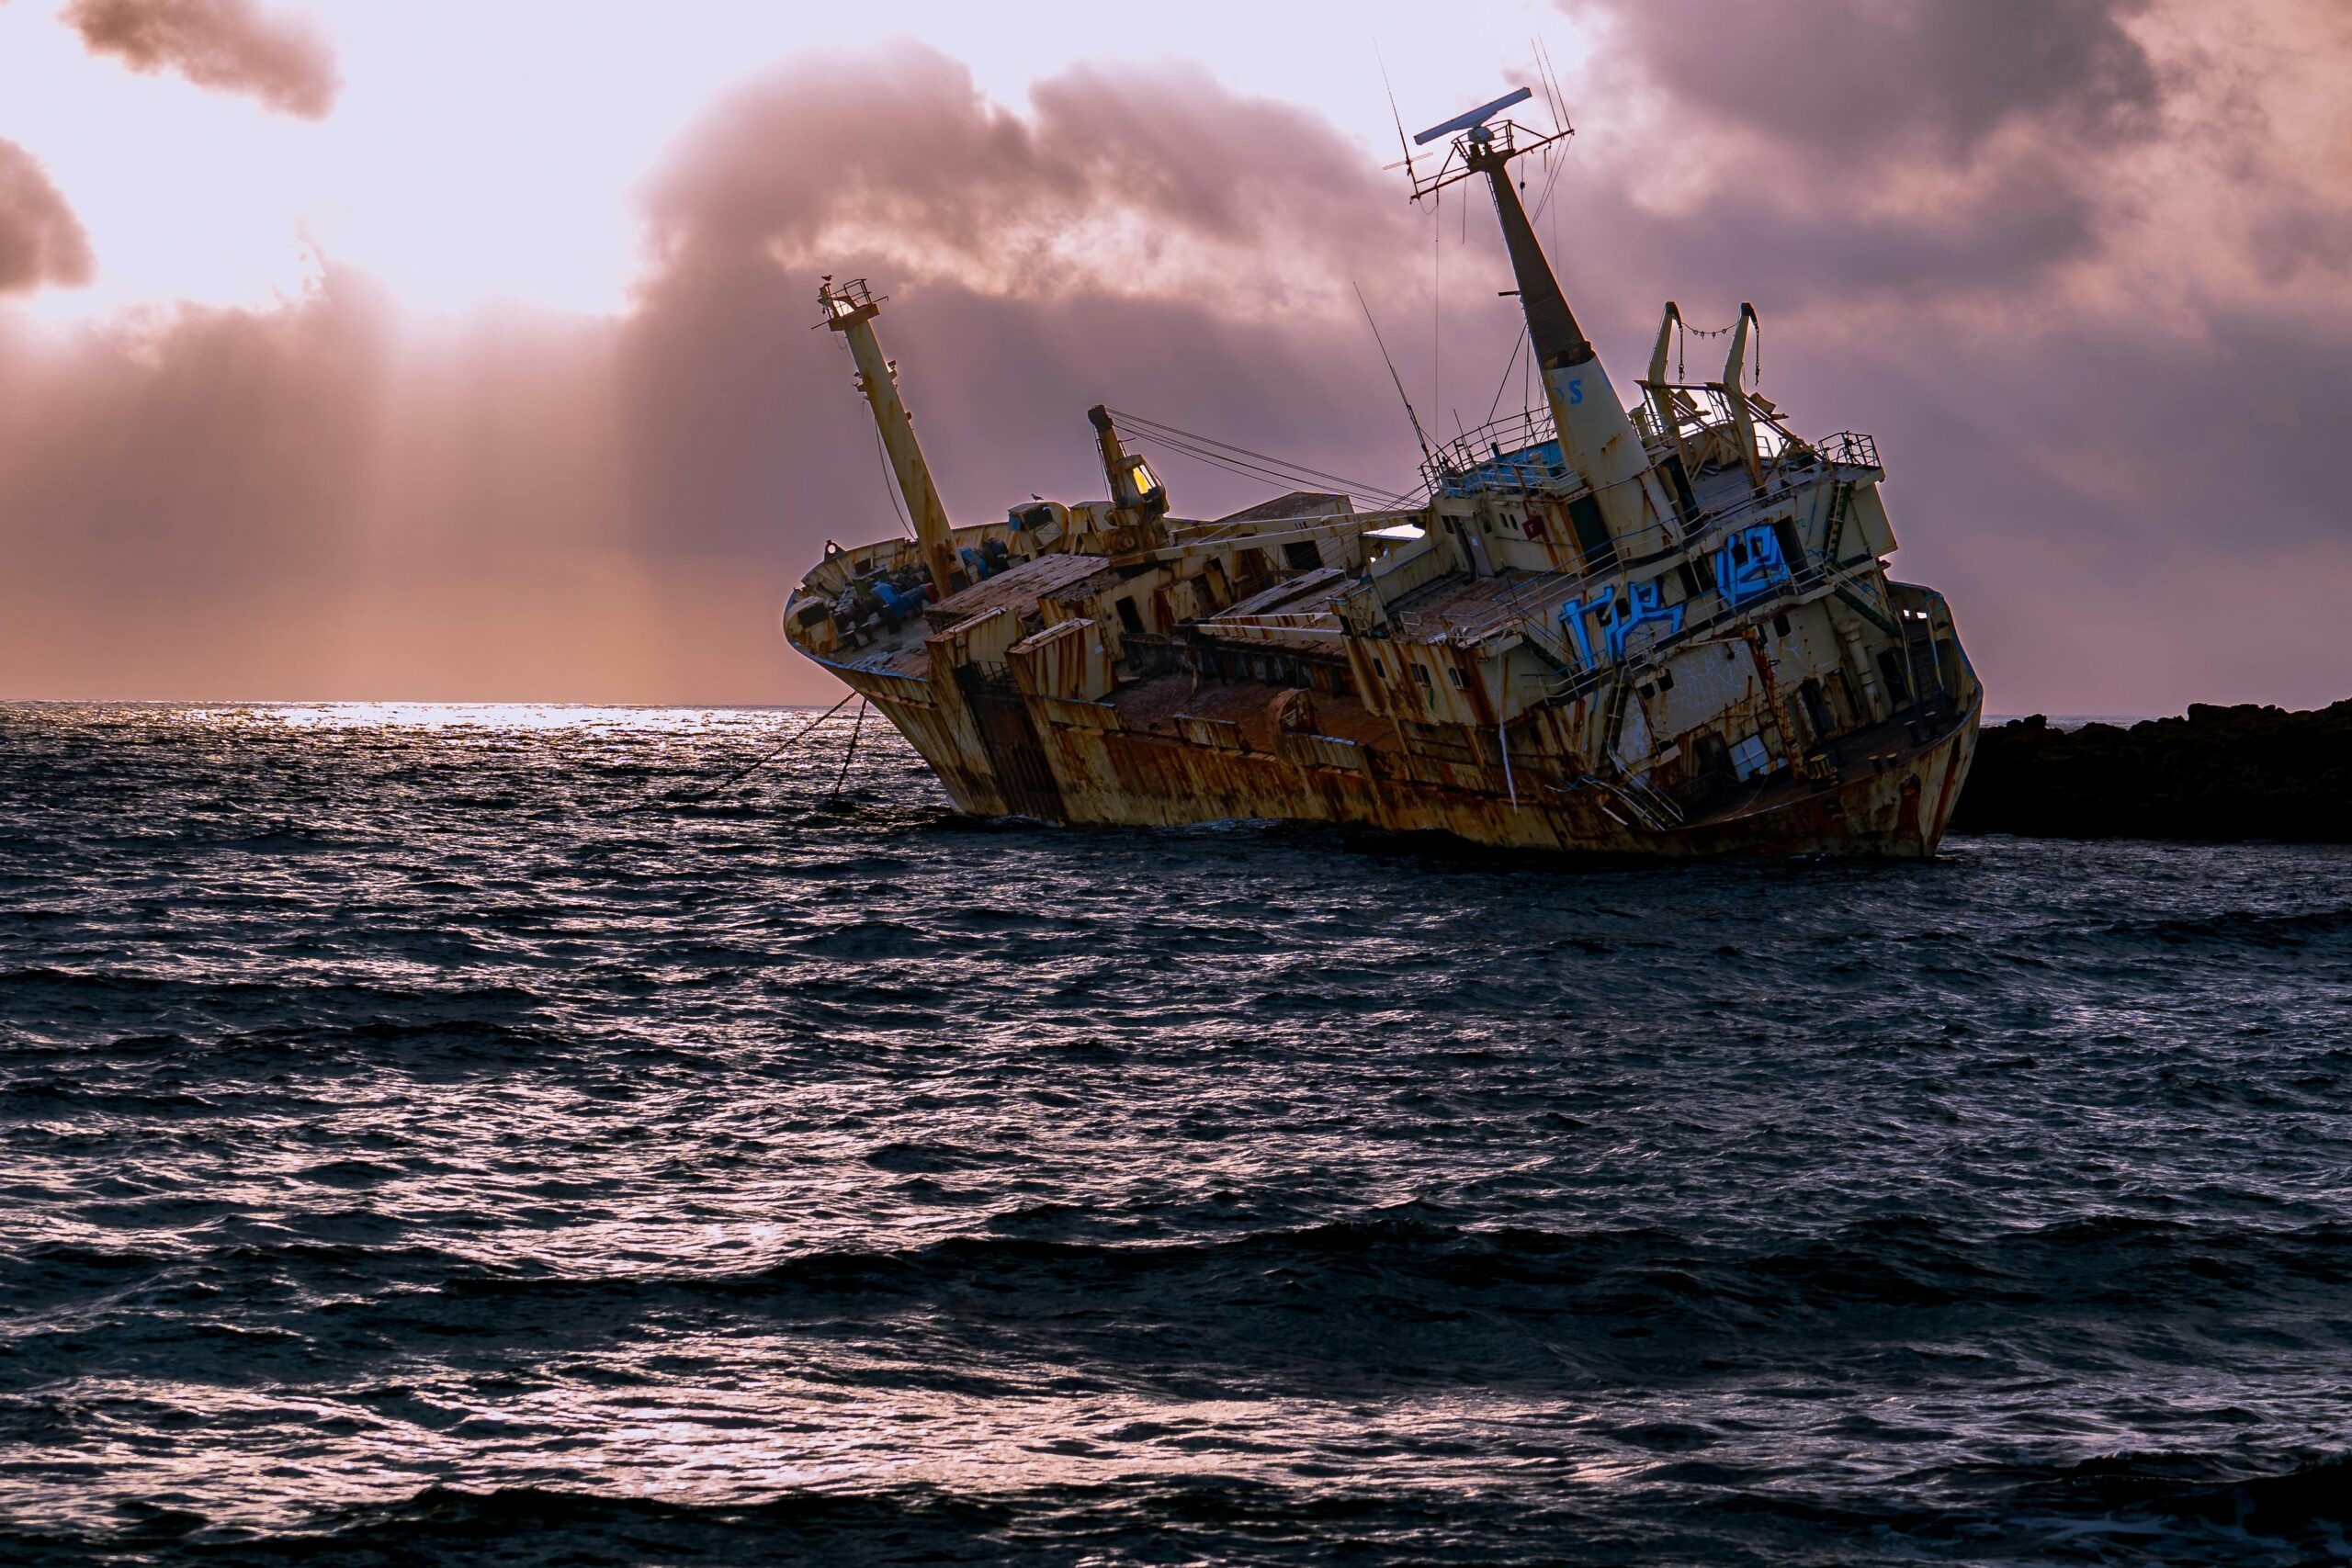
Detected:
left=0, top=0, right=2346, bottom=711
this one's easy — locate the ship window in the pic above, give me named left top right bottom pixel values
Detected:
left=1283, top=539, right=1322, bottom=572
left=1114, top=596, right=1144, bottom=635
left=1412, top=665, right=1431, bottom=686
left=1773, top=613, right=1792, bottom=638
left=1447, top=667, right=1467, bottom=690
left=1657, top=670, right=1675, bottom=693
left=1676, top=562, right=1701, bottom=600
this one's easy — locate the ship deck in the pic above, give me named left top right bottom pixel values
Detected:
left=1385, top=568, right=1569, bottom=641
left=829, top=551, right=1112, bottom=678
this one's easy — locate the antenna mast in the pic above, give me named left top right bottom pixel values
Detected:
left=1401, top=86, right=1679, bottom=560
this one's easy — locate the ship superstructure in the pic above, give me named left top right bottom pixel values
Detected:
left=781, top=94, right=1979, bottom=856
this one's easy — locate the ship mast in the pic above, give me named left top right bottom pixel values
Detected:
left=1409, top=91, right=1674, bottom=555
left=819, top=277, right=959, bottom=594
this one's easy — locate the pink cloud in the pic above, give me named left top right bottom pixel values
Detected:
left=0, top=139, right=95, bottom=294
left=62, top=0, right=339, bottom=118
left=1, top=30, right=2347, bottom=711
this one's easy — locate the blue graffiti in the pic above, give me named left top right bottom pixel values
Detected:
left=1715, top=524, right=1792, bottom=606
left=1557, top=586, right=1608, bottom=667
left=1556, top=579, right=1688, bottom=667
left=1604, top=577, right=1688, bottom=660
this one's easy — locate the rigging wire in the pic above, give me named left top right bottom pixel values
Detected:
left=1534, top=37, right=1570, bottom=138
left=1105, top=409, right=1422, bottom=510
left=1127, top=428, right=1408, bottom=508
left=1431, top=185, right=1442, bottom=441
left=1669, top=314, right=1760, bottom=388
left=1483, top=324, right=1530, bottom=428
left=833, top=328, right=915, bottom=541
left=1111, top=411, right=1399, bottom=495
left=1353, top=280, right=1436, bottom=468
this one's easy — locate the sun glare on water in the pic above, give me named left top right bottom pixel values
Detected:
left=175, top=702, right=811, bottom=735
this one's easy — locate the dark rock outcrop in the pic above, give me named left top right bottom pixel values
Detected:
left=1951, top=700, right=2352, bottom=841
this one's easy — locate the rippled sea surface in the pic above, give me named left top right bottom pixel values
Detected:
left=5, top=702, right=2350, bottom=1566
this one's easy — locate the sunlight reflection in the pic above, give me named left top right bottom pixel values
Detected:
left=184, top=702, right=818, bottom=733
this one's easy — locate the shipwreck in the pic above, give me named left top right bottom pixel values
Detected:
left=780, top=90, right=1980, bottom=856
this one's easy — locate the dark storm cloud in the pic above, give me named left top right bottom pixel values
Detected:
left=1554, top=0, right=2180, bottom=305
left=0, top=139, right=94, bottom=294
left=1532, top=0, right=2352, bottom=712
left=1577, top=0, right=2162, bottom=162
left=62, top=0, right=340, bottom=118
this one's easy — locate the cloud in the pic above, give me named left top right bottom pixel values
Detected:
left=1575, top=0, right=2163, bottom=164
left=0, top=49, right=1430, bottom=702
left=62, top=0, right=340, bottom=118
left=617, top=48, right=1426, bottom=565
left=0, top=139, right=95, bottom=294
left=1533, top=0, right=2352, bottom=709
left=2, top=28, right=2346, bottom=712
left=635, top=48, right=1408, bottom=317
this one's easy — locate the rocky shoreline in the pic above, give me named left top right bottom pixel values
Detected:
left=1951, top=700, right=2351, bottom=842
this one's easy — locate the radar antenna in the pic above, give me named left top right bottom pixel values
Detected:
left=1401, top=85, right=1567, bottom=203
left=1413, top=86, right=1531, bottom=146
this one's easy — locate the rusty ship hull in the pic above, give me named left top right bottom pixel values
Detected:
left=792, top=509, right=1978, bottom=858
left=832, top=650, right=1975, bottom=857
left=784, top=99, right=1980, bottom=859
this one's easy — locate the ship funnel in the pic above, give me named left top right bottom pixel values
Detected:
left=819, top=277, right=958, bottom=595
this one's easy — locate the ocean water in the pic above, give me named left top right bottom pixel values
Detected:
left=3, top=701, right=2349, bottom=1567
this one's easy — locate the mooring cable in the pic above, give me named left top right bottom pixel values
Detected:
left=827, top=698, right=867, bottom=801
left=606, top=692, right=856, bottom=814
